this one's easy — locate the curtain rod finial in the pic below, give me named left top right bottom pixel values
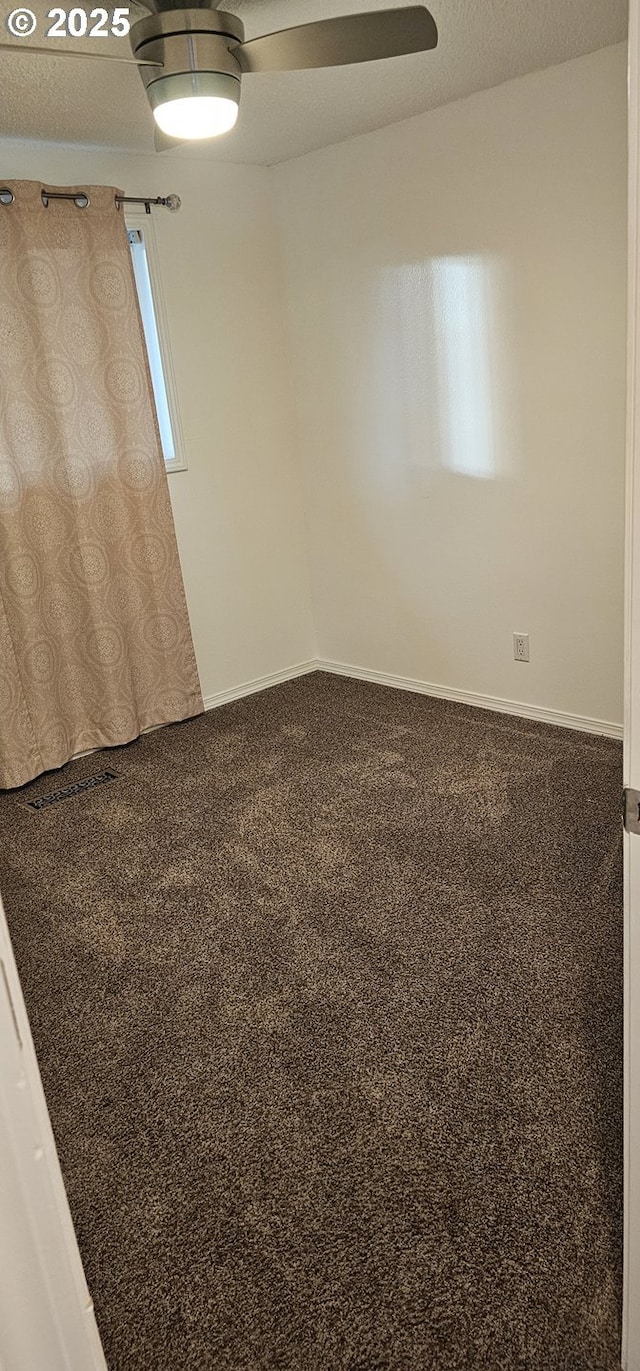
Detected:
left=165, top=194, right=181, bottom=212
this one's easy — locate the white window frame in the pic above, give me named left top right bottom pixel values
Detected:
left=126, top=211, right=187, bottom=474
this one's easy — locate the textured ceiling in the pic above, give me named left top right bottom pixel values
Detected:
left=0, top=0, right=628, bottom=164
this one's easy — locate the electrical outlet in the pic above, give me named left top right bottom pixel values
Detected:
left=513, top=633, right=529, bottom=663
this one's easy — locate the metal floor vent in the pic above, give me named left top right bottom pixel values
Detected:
left=26, top=769, right=119, bottom=811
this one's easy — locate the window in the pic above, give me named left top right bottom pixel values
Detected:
left=127, top=221, right=186, bottom=472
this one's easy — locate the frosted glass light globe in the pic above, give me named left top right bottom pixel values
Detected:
left=148, top=72, right=240, bottom=141
left=153, top=95, right=239, bottom=140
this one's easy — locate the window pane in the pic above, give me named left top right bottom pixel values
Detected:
left=128, top=228, right=176, bottom=464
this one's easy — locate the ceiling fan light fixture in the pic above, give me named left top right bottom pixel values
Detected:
left=149, top=71, right=240, bottom=140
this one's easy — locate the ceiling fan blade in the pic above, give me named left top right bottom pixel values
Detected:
left=154, top=126, right=185, bottom=153
left=0, top=39, right=161, bottom=65
left=236, top=5, right=437, bottom=74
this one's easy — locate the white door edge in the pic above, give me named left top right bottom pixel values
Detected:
left=624, top=6, right=640, bottom=1368
left=0, top=890, right=107, bottom=1371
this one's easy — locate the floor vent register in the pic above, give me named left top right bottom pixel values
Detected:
left=26, top=770, right=119, bottom=811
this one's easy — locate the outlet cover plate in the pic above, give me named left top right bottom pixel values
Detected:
left=513, top=633, right=530, bottom=662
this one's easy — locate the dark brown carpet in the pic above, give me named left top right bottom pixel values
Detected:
left=0, top=672, right=623, bottom=1370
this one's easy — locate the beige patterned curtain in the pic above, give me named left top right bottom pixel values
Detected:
left=0, top=181, right=203, bottom=789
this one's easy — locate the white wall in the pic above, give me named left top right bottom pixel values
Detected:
left=274, top=44, right=628, bottom=728
left=0, top=140, right=315, bottom=702
left=2, top=46, right=628, bottom=727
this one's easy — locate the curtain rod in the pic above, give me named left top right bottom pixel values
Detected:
left=0, top=189, right=181, bottom=213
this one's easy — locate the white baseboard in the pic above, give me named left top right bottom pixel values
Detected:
left=315, top=658, right=623, bottom=740
left=202, top=660, right=317, bottom=712
left=202, top=656, right=622, bottom=740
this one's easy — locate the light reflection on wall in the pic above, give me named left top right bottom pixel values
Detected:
left=370, top=256, right=515, bottom=487
left=434, top=257, right=496, bottom=478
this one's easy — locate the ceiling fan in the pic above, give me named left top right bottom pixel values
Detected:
left=0, top=3, right=438, bottom=146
